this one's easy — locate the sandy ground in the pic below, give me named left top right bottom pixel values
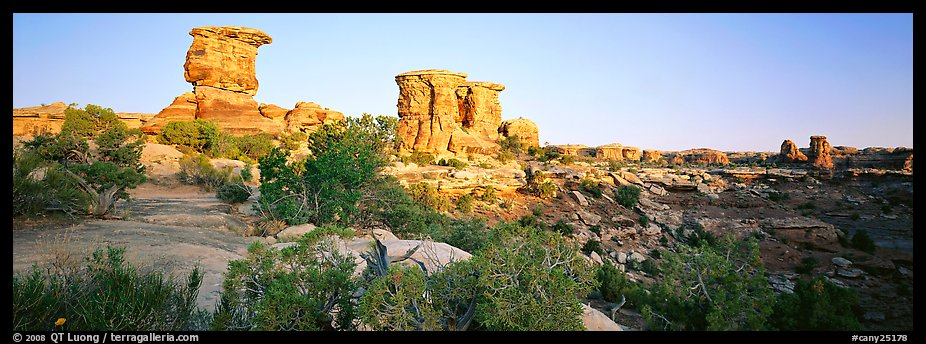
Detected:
left=12, top=182, right=262, bottom=310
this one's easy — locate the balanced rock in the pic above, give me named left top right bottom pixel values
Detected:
left=183, top=26, right=272, bottom=96
left=779, top=139, right=808, bottom=163
left=258, top=103, right=289, bottom=119
left=498, top=118, right=540, bottom=149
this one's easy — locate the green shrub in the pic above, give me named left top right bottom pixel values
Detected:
left=552, top=218, right=575, bottom=236
left=478, top=185, right=498, bottom=203
left=682, top=222, right=716, bottom=248
left=456, top=193, right=474, bottom=213
left=797, top=201, right=817, bottom=210
left=524, top=170, right=557, bottom=199
left=437, top=158, right=467, bottom=169
left=216, top=183, right=251, bottom=204
left=212, top=227, right=357, bottom=330
left=615, top=185, right=641, bottom=208
left=851, top=230, right=876, bottom=254
left=157, top=119, right=219, bottom=152
left=407, top=182, right=452, bottom=212
left=537, top=147, right=562, bottom=163
left=23, top=104, right=147, bottom=217
left=772, top=276, right=862, bottom=330
left=644, top=236, right=774, bottom=331
left=767, top=191, right=789, bottom=203
left=474, top=223, right=596, bottom=330
left=579, top=179, right=603, bottom=198
left=581, top=239, right=603, bottom=255
left=13, top=150, right=90, bottom=217
left=527, top=145, right=543, bottom=158
left=279, top=131, right=308, bottom=151
left=795, top=256, right=818, bottom=274
left=230, top=133, right=275, bottom=161
left=639, top=215, right=650, bottom=227
left=401, top=151, right=436, bottom=166
left=588, top=224, right=602, bottom=235
left=257, top=114, right=395, bottom=226
left=607, top=159, right=623, bottom=172
left=442, top=218, right=490, bottom=253
left=638, top=258, right=660, bottom=276
left=13, top=246, right=205, bottom=331
left=178, top=153, right=235, bottom=191
left=240, top=163, right=254, bottom=183
left=850, top=213, right=861, bottom=221
left=498, top=135, right=525, bottom=156
left=560, top=154, right=575, bottom=165
left=880, top=204, right=893, bottom=214
left=597, top=261, right=628, bottom=303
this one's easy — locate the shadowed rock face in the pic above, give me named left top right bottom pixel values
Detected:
left=183, top=26, right=272, bottom=96
left=779, top=139, right=808, bottom=163
left=808, top=136, right=834, bottom=169
left=193, top=86, right=282, bottom=135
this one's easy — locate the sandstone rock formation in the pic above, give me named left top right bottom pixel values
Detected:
left=258, top=103, right=289, bottom=120
left=283, top=102, right=345, bottom=133
left=667, top=148, right=730, bottom=165
left=498, top=118, right=540, bottom=149
left=395, top=69, right=528, bottom=156
left=457, top=82, right=505, bottom=141
left=595, top=143, right=624, bottom=160
left=13, top=102, right=156, bottom=136
left=183, top=26, right=272, bottom=96
left=642, top=150, right=664, bottom=163
left=621, top=146, right=642, bottom=161
left=142, top=26, right=343, bottom=136
left=395, top=70, right=469, bottom=154
left=552, top=144, right=589, bottom=156
left=808, top=136, right=834, bottom=169
left=778, top=139, right=808, bottom=163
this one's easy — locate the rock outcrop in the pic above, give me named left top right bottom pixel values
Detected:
left=778, top=139, right=808, bottom=163
left=457, top=82, right=505, bottom=141
left=552, top=144, right=590, bottom=156
left=192, top=86, right=282, bottom=135
left=395, top=70, right=470, bottom=154
left=498, top=118, right=540, bottom=149
left=621, top=146, right=642, bottom=161
left=808, top=136, right=834, bottom=169
left=13, top=102, right=155, bottom=136
left=183, top=26, right=272, bottom=96
left=667, top=148, right=730, bottom=166
left=142, top=26, right=342, bottom=136
left=595, top=143, right=625, bottom=160
left=642, top=150, right=664, bottom=164
left=394, top=69, right=538, bottom=157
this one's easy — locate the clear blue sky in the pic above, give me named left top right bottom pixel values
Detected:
left=13, top=13, right=912, bottom=151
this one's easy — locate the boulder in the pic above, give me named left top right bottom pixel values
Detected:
left=831, top=257, right=853, bottom=268
left=498, top=118, right=539, bottom=149
left=571, top=190, right=590, bottom=207
left=277, top=223, right=317, bottom=242
left=577, top=210, right=602, bottom=226
left=258, top=103, right=290, bottom=119
left=629, top=252, right=646, bottom=263
left=582, top=304, right=624, bottom=331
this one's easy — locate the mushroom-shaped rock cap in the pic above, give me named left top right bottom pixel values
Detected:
left=396, top=69, right=468, bottom=79
left=190, top=26, right=272, bottom=47
left=469, top=81, right=506, bottom=91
